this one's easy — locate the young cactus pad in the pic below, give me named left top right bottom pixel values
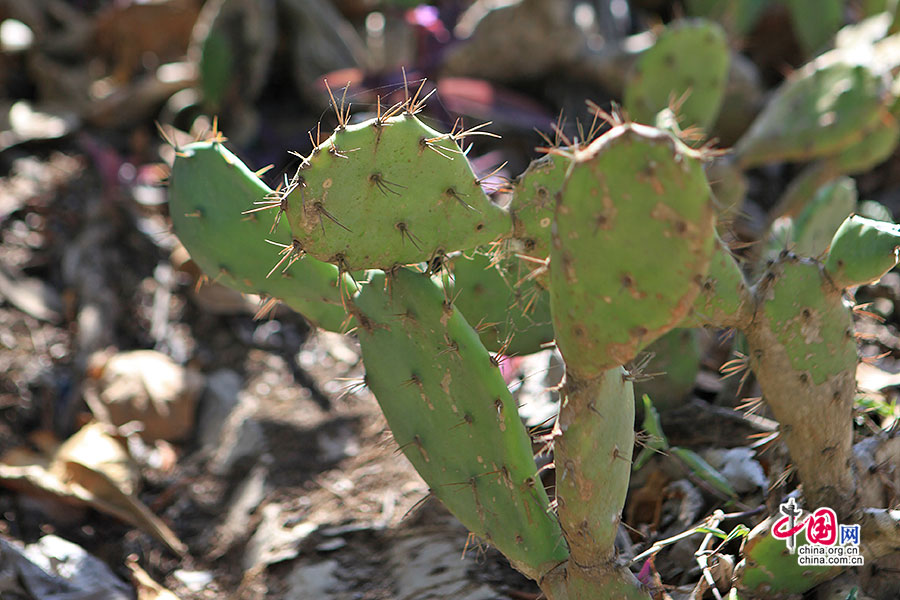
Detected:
left=168, top=140, right=351, bottom=331
left=549, top=123, right=716, bottom=378
left=281, top=111, right=511, bottom=271
left=350, top=268, right=568, bottom=581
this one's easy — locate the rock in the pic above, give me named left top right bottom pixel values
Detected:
left=197, top=369, right=243, bottom=450
left=0, top=534, right=134, bottom=600
left=284, top=560, right=340, bottom=599
left=389, top=532, right=497, bottom=600
left=172, top=569, right=214, bottom=593
left=209, top=459, right=269, bottom=556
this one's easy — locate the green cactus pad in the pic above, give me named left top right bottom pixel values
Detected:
left=772, top=111, right=898, bottom=223
left=169, top=141, right=351, bottom=331
left=857, top=199, right=894, bottom=222
left=825, top=215, right=900, bottom=287
left=790, top=177, right=858, bottom=258
left=510, top=152, right=570, bottom=261
left=445, top=252, right=554, bottom=356
left=684, top=236, right=751, bottom=329
left=624, top=19, right=730, bottom=132
left=786, top=0, right=844, bottom=54
left=735, top=62, right=887, bottom=168
left=550, top=123, right=716, bottom=378
left=767, top=177, right=857, bottom=263
left=351, top=268, right=568, bottom=580
left=282, top=113, right=511, bottom=271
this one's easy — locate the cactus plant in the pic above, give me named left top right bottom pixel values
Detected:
left=167, top=19, right=900, bottom=595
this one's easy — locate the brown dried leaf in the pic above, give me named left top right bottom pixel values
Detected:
left=0, top=422, right=186, bottom=555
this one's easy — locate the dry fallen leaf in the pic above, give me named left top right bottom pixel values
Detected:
left=0, top=422, right=186, bottom=555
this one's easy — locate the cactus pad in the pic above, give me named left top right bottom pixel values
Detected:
left=825, top=215, right=900, bottom=287
left=735, top=63, right=887, bottom=168
left=549, top=123, right=716, bottom=378
left=445, top=252, right=554, bottom=356
left=351, top=268, right=568, bottom=580
left=169, top=141, right=351, bottom=331
left=624, top=19, right=730, bottom=132
left=282, top=113, right=511, bottom=271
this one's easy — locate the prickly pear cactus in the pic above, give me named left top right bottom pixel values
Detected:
left=166, top=25, right=900, bottom=593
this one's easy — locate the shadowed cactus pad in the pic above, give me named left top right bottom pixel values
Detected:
left=735, top=62, right=888, bottom=167
left=444, top=251, right=554, bottom=355
left=510, top=152, right=569, bottom=261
